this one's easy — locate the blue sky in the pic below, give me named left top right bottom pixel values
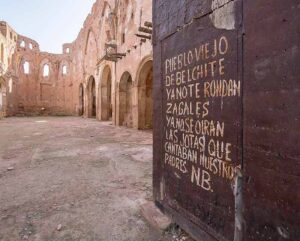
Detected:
left=0, top=0, right=96, bottom=53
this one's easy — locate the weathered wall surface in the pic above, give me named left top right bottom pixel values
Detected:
left=153, top=0, right=299, bottom=241
left=153, top=1, right=243, bottom=240
left=0, top=21, right=18, bottom=118
left=0, top=23, right=75, bottom=116
left=243, top=1, right=300, bottom=240
left=9, top=35, right=74, bottom=116
left=2, top=0, right=153, bottom=129
left=71, top=0, right=153, bottom=129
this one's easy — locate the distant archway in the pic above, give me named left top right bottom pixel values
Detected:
left=87, top=76, right=96, bottom=118
left=137, top=60, right=153, bottom=129
left=119, top=72, right=133, bottom=127
left=79, top=83, right=84, bottom=116
left=100, top=66, right=112, bottom=121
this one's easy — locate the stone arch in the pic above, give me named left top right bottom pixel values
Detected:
left=102, top=3, right=116, bottom=42
left=118, top=71, right=133, bottom=127
left=86, top=76, right=96, bottom=118
left=78, top=83, right=84, bottom=116
left=20, top=40, right=26, bottom=48
left=84, top=29, right=98, bottom=74
left=39, top=58, right=53, bottom=79
left=100, top=65, right=112, bottom=121
left=97, top=2, right=116, bottom=58
left=59, top=60, right=70, bottom=76
left=137, top=58, right=153, bottom=129
left=43, top=64, right=50, bottom=77
left=18, top=56, right=32, bottom=75
left=84, top=28, right=98, bottom=54
left=8, top=78, right=13, bottom=93
left=23, top=61, right=30, bottom=74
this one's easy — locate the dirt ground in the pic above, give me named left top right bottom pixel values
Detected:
left=0, top=117, right=191, bottom=241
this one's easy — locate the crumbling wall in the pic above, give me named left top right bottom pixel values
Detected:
left=0, top=22, right=18, bottom=117
left=9, top=35, right=74, bottom=116
left=70, top=0, right=153, bottom=128
left=3, top=0, right=153, bottom=128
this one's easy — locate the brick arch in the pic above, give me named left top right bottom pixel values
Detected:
left=101, top=2, right=116, bottom=42
left=18, top=55, right=33, bottom=75
left=99, top=65, right=112, bottom=121
left=118, top=71, right=133, bottom=127
left=136, top=56, right=153, bottom=129
left=84, top=28, right=99, bottom=74
left=78, top=83, right=84, bottom=116
left=59, top=59, right=70, bottom=76
left=39, top=58, right=53, bottom=79
left=86, top=75, right=96, bottom=118
left=84, top=28, right=98, bottom=55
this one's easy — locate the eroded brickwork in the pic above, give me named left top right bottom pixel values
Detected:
left=0, top=21, right=18, bottom=118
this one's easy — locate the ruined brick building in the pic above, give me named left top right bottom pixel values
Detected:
left=1, top=1, right=299, bottom=241
left=0, top=0, right=153, bottom=129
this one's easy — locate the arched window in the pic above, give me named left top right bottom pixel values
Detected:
left=9, top=78, right=13, bottom=93
left=65, top=48, right=70, bottom=53
left=0, top=43, right=4, bottom=63
left=23, top=61, right=30, bottom=74
left=62, top=65, right=67, bottom=75
left=43, top=64, right=50, bottom=77
left=29, top=43, right=33, bottom=49
left=20, top=40, right=26, bottom=48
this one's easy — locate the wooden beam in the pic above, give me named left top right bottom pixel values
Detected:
left=138, top=26, right=152, bottom=34
left=135, top=34, right=151, bottom=40
left=110, top=53, right=126, bottom=57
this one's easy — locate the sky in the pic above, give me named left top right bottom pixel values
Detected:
left=0, top=0, right=96, bottom=53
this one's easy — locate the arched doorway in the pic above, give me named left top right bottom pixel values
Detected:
left=138, top=60, right=153, bottom=129
left=119, top=72, right=133, bottom=127
left=87, top=76, right=96, bottom=118
left=79, top=83, right=84, bottom=116
left=100, top=66, right=112, bottom=121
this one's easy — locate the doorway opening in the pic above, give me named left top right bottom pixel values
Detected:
left=79, top=83, right=84, bottom=116
left=119, top=72, right=133, bottom=127
left=87, top=76, right=96, bottom=118
left=138, top=60, right=153, bottom=129
left=100, top=66, right=112, bottom=121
